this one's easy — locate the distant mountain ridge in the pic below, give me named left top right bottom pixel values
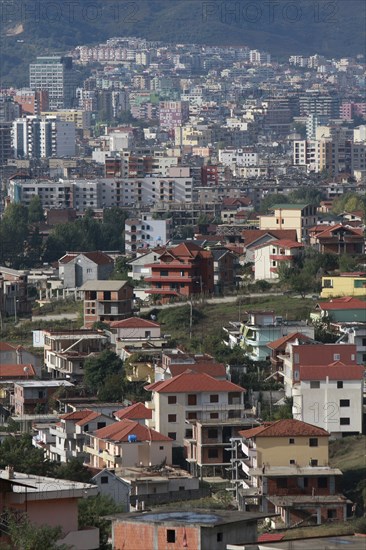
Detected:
left=0, top=0, right=363, bottom=86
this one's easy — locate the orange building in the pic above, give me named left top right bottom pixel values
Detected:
left=145, top=242, right=214, bottom=302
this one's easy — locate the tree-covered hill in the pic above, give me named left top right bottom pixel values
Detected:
left=1, top=0, right=364, bottom=87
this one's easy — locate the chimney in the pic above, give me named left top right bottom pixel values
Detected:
left=4, top=465, right=14, bottom=479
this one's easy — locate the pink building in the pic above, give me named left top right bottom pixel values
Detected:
left=159, top=101, right=189, bottom=130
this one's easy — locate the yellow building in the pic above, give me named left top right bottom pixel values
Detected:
left=321, top=272, right=366, bottom=298
left=41, top=109, right=91, bottom=129
left=259, top=203, right=318, bottom=242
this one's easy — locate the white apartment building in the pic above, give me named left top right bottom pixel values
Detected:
left=219, top=148, right=259, bottom=167
left=7, top=178, right=72, bottom=209
left=125, top=214, right=172, bottom=254
left=293, top=140, right=322, bottom=172
left=292, top=363, right=364, bottom=437
left=12, top=116, right=76, bottom=159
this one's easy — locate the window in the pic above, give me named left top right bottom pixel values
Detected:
left=145, top=331, right=151, bottom=338
left=187, top=412, right=197, bottom=420
left=167, top=530, right=176, bottom=543
left=97, top=422, right=106, bottom=429
left=309, top=438, right=318, bottom=447
left=327, top=509, right=337, bottom=519
left=337, top=381, right=343, bottom=389
left=310, top=459, right=318, bottom=466
left=318, top=477, right=328, bottom=488
left=208, top=448, right=219, bottom=458
left=101, top=476, right=109, bottom=484
left=340, top=417, right=350, bottom=425
left=290, top=459, right=296, bottom=465
left=168, top=395, right=177, bottom=404
left=188, top=394, right=197, bottom=406
left=217, top=533, right=223, bottom=542
left=207, top=428, right=218, bottom=439
left=168, top=414, right=177, bottom=423
left=289, top=438, right=295, bottom=444
left=277, top=478, right=287, bottom=488
left=159, top=446, right=164, bottom=450
left=362, top=338, right=366, bottom=347
left=160, top=269, right=169, bottom=276
left=333, top=353, right=340, bottom=361
left=303, top=477, right=308, bottom=488
left=185, top=429, right=193, bottom=439
left=168, top=432, right=176, bottom=440
left=310, top=381, right=320, bottom=389
left=210, top=412, right=219, bottom=419
left=323, top=279, right=333, bottom=288
left=210, top=394, right=219, bottom=403
left=340, top=399, right=350, bottom=407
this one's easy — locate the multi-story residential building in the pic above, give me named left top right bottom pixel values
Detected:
left=211, top=248, right=238, bottom=293
left=81, top=280, right=134, bottom=327
left=159, top=101, right=189, bottom=129
left=254, top=239, right=304, bottom=281
left=280, top=341, right=358, bottom=397
left=155, top=351, right=227, bottom=382
left=291, top=361, right=364, bottom=437
left=144, top=371, right=246, bottom=454
left=242, top=229, right=298, bottom=264
left=229, top=419, right=348, bottom=527
left=0, top=341, right=42, bottom=377
left=239, top=312, right=314, bottom=363
left=7, top=177, right=73, bottom=208
left=108, top=317, right=167, bottom=356
left=12, top=116, right=76, bottom=158
left=320, top=272, right=366, bottom=298
left=14, top=89, right=49, bottom=115
left=29, top=56, right=76, bottom=109
left=40, top=109, right=91, bottom=130
left=125, top=214, right=172, bottom=255
left=58, top=251, right=114, bottom=289
left=44, top=329, right=109, bottom=380
left=309, top=224, right=364, bottom=255
left=145, top=242, right=214, bottom=302
left=299, top=92, right=340, bottom=118
left=0, top=122, right=12, bottom=164
left=267, top=332, right=313, bottom=373
left=336, top=324, right=366, bottom=365
left=11, top=380, right=73, bottom=416
left=84, top=419, right=172, bottom=469
left=259, top=203, right=318, bottom=243
left=218, top=148, right=259, bottom=167
left=0, top=266, right=32, bottom=318
left=127, top=250, right=160, bottom=281
left=48, top=409, right=114, bottom=463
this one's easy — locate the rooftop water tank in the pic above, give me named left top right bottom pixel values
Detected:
left=128, top=434, right=137, bottom=443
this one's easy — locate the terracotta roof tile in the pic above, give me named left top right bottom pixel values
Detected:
left=239, top=419, right=329, bottom=438
left=93, top=419, right=172, bottom=442
left=0, top=364, right=35, bottom=379
left=300, top=364, right=364, bottom=381
left=145, top=370, right=245, bottom=394
left=267, top=332, right=313, bottom=351
left=316, top=297, right=366, bottom=310
left=110, top=317, right=160, bottom=329
left=168, top=362, right=226, bottom=379
left=114, top=402, right=152, bottom=420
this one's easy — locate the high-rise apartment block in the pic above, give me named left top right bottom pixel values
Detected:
left=29, top=56, right=75, bottom=110
left=12, top=116, right=76, bottom=159
left=159, top=101, right=189, bottom=130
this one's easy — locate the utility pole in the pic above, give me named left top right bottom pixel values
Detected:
left=189, top=297, right=193, bottom=340
left=14, top=295, right=17, bottom=325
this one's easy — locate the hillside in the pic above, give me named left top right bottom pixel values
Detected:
left=1, top=0, right=364, bottom=87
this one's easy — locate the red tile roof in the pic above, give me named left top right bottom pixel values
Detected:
left=0, top=364, right=35, bottom=379
left=316, top=297, right=366, bottom=310
left=110, top=317, right=160, bottom=329
left=242, top=229, right=298, bottom=248
left=145, top=370, right=245, bottom=394
left=76, top=411, right=101, bottom=426
left=59, top=251, right=113, bottom=265
left=168, top=362, right=226, bottom=379
left=61, top=409, right=94, bottom=422
left=313, top=224, right=364, bottom=239
left=300, top=363, right=364, bottom=381
left=255, top=239, right=303, bottom=250
left=239, top=419, right=329, bottom=438
left=0, top=342, right=18, bottom=352
left=93, top=419, right=172, bottom=442
left=267, top=332, right=312, bottom=351
left=114, top=402, right=152, bottom=420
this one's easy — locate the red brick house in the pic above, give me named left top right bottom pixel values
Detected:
left=145, top=242, right=214, bottom=302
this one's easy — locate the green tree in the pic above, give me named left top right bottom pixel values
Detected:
left=97, top=373, right=125, bottom=402
left=260, top=193, right=288, bottom=213
left=78, top=494, right=125, bottom=550
left=5, top=513, right=68, bottom=550
left=0, top=434, right=56, bottom=476
left=55, top=458, right=91, bottom=483
left=0, top=204, right=29, bottom=268
left=28, top=195, right=45, bottom=224
left=84, top=350, right=124, bottom=394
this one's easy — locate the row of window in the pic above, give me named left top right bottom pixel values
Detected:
left=168, top=394, right=220, bottom=405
